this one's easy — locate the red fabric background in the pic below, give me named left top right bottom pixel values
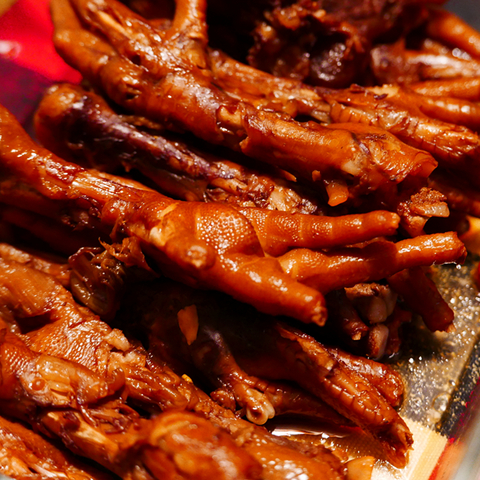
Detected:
left=0, top=0, right=80, bottom=82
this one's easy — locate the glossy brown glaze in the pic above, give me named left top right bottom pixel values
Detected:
left=4, top=0, right=480, bottom=476
left=326, top=85, right=480, bottom=176
left=0, top=414, right=114, bottom=479
left=0, top=104, right=328, bottom=325
left=117, top=278, right=412, bottom=468
left=0, top=255, right=348, bottom=480
left=278, top=232, right=466, bottom=293
left=50, top=0, right=438, bottom=205
left=35, top=84, right=324, bottom=215
left=0, top=328, right=260, bottom=480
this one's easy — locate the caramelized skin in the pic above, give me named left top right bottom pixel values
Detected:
left=0, top=319, right=260, bottom=479
left=0, top=255, right=198, bottom=412
left=50, top=0, right=480, bottom=215
left=0, top=256, right=76, bottom=330
left=210, top=45, right=480, bottom=148
left=50, top=0, right=438, bottom=204
left=121, top=278, right=412, bottom=468
left=253, top=324, right=412, bottom=467
left=0, top=241, right=70, bottom=286
left=34, top=83, right=403, bottom=256
left=371, top=39, right=480, bottom=85
left=411, top=77, right=480, bottom=101
left=12, top=95, right=459, bottom=336
left=6, top=0, right=480, bottom=474
left=387, top=267, right=454, bottom=332
left=238, top=117, right=435, bottom=206
left=208, top=48, right=331, bottom=121
left=212, top=44, right=480, bottom=145
left=4, top=0, right=480, bottom=476
left=49, top=409, right=262, bottom=480
left=35, top=83, right=447, bottom=242
left=0, top=254, right=348, bottom=480
left=425, top=9, right=480, bottom=59
left=0, top=329, right=117, bottom=411
left=325, top=85, right=480, bottom=182
left=278, top=233, right=466, bottom=293
left=0, top=243, right=399, bottom=471
left=35, top=83, right=323, bottom=215
left=237, top=208, right=399, bottom=256
left=0, top=414, right=113, bottom=479
left=0, top=104, right=327, bottom=325
left=326, top=348, right=404, bottom=408
left=34, top=83, right=447, bottom=236
left=49, top=0, right=480, bottom=225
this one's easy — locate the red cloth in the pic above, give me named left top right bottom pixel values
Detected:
left=0, top=0, right=81, bottom=82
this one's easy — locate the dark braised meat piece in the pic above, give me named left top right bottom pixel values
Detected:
left=207, top=0, right=440, bottom=88
left=0, top=252, right=351, bottom=480
left=0, top=414, right=114, bottom=479
left=0, top=104, right=329, bottom=325
left=51, top=0, right=438, bottom=206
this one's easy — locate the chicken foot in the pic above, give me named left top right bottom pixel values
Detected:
left=35, top=84, right=323, bottom=215
left=0, top=104, right=328, bottom=325
left=35, top=66, right=449, bottom=236
left=0, top=251, right=350, bottom=480
left=279, top=232, right=466, bottom=294
left=324, top=85, right=480, bottom=186
left=34, top=84, right=401, bottom=257
left=0, top=414, right=114, bottom=480
left=0, top=329, right=261, bottom=480
left=119, top=277, right=412, bottom=468
left=51, top=0, right=437, bottom=205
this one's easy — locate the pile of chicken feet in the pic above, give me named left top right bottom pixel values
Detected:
left=2, top=0, right=480, bottom=477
